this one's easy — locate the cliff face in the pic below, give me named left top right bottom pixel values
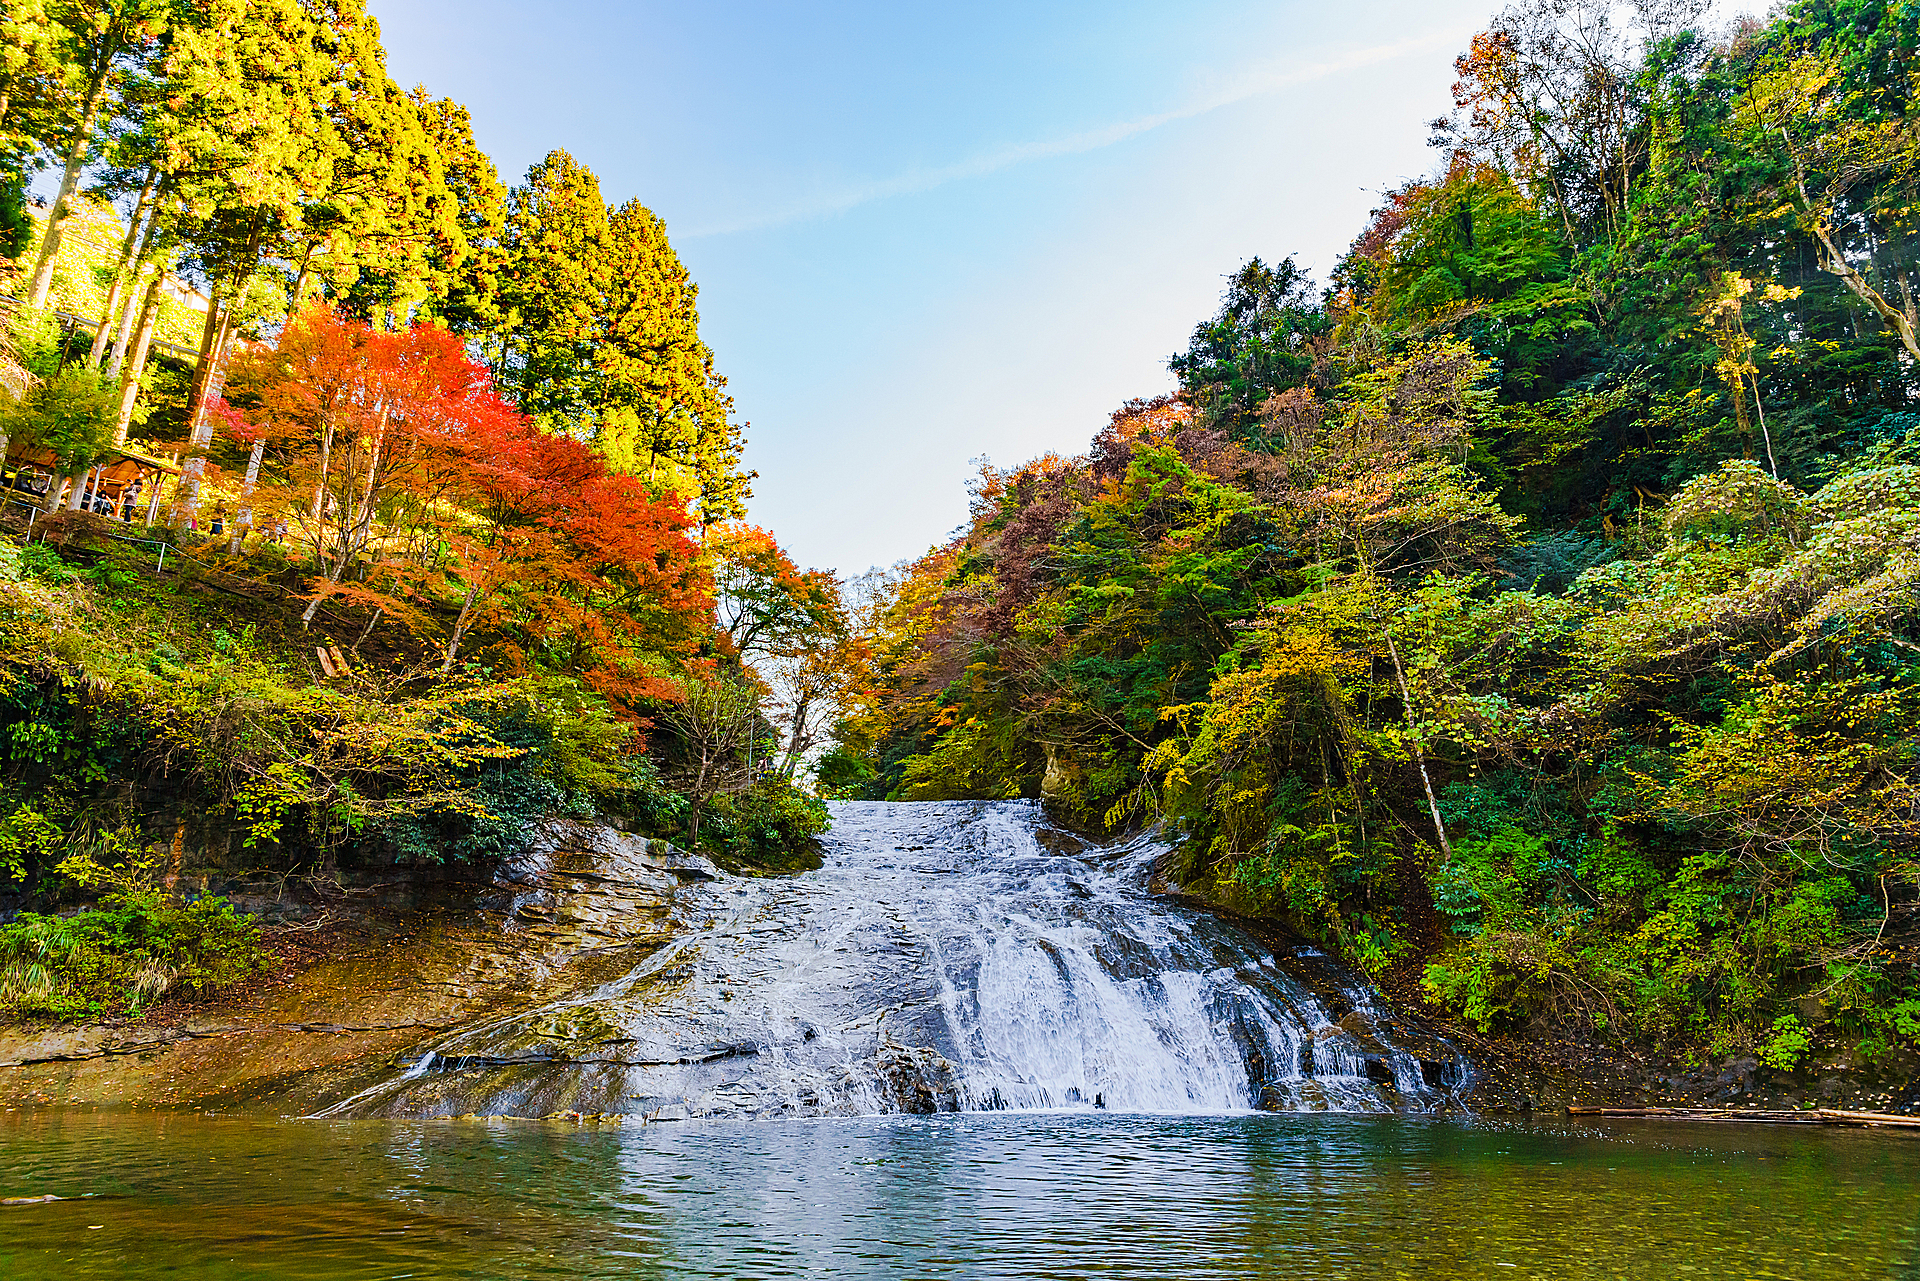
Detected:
left=0, top=822, right=716, bottom=1113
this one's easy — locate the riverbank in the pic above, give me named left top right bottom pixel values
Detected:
left=0, top=823, right=710, bottom=1113
left=9, top=803, right=1912, bottom=1123
left=1143, top=849, right=1920, bottom=1119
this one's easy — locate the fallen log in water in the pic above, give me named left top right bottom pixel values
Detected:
left=1568, top=1105, right=1920, bottom=1129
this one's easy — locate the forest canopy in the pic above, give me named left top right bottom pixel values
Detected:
left=826, top=0, right=1920, bottom=1065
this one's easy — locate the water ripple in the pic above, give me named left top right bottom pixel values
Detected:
left=2, top=1111, right=1916, bottom=1279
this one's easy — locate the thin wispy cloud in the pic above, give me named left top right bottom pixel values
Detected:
left=684, top=27, right=1470, bottom=238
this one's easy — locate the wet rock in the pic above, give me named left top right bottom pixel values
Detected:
left=644, top=840, right=723, bottom=882
left=872, top=1046, right=962, bottom=1115
left=1711, top=1056, right=1760, bottom=1099
left=8, top=804, right=1478, bottom=1119
left=1039, top=750, right=1073, bottom=801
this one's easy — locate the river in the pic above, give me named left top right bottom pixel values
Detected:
left=3, top=1111, right=1917, bottom=1277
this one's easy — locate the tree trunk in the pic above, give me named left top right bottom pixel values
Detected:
left=87, top=170, right=157, bottom=366
left=310, top=417, right=335, bottom=521
left=778, top=689, right=814, bottom=780
left=66, top=464, right=104, bottom=512
left=299, top=496, right=363, bottom=627
left=182, top=279, right=226, bottom=426
left=441, top=576, right=483, bottom=673
left=1813, top=218, right=1920, bottom=363
left=684, top=745, right=715, bottom=852
left=179, top=290, right=237, bottom=512
left=24, top=73, right=111, bottom=309
left=1380, top=626, right=1454, bottom=865
left=87, top=250, right=132, bottom=367
left=686, top=773, right=706, bottom=852
left=109, top=193, right=169, bottom=378
left=289, top=240, right=319, bottom=315
left=351, top=402, right=391, bottom=547
left=229, top=438, right=265, bottom=551
left=1780, top=135, right=1920, bottom=364
left=180, top=211, right=268, bottom=511
left=1749, top=370, right=1779, bottom=479
left=106, top=265, right=146, bottom=377
left=299, top=554, right=350, bottom=627
left=113, top=273, right=165, bottom=443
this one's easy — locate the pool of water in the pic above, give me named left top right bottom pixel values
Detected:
left=2, top=1111, right=1916, bottom=1279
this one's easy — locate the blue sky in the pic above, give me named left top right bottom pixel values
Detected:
left=370, top=0, right=1503, bottom=576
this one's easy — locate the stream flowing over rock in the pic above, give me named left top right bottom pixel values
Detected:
left=318, top=801, right=1470, bottom=1119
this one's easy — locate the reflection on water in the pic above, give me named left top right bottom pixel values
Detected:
left=2, top=1111, right=1917, bottom=1279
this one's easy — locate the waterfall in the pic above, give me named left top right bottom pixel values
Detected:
left=319, top=801, right=1469, bottom=1119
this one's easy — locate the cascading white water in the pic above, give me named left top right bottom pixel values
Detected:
left=321, top=800, right=1467, bottom=1119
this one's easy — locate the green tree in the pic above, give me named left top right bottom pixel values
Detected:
left=659, top=678, right=763, bottom=852
left=1170, top=255, right=1330, bottom=441
left=20, top=0, right=169, bottom=309
left=600, top=196, right=746, bottom=520
left=485, top=148, right=610, bottom=430
left=413, top=91, right=505, bottom=339
left=0, top=363, right=116, bottom=506
left=157, top=0, right=365, bottom=500
left=0, top=0, right=60, bottom=263
left=295, top=28, right=470, bottom=325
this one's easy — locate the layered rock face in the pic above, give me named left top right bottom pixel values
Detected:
left=3, top=806, right=1470, bottom=1119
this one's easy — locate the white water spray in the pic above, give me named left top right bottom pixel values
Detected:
left=320, top=801, right=1466, bottom=1119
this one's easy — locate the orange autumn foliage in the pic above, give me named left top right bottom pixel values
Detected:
left=217, top=305, right=709, bottom=715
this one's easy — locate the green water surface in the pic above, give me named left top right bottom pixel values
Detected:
left=1, top=1110, right=1916, bottom=1279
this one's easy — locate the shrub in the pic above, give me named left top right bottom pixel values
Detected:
left=0, top=855, right=269, bottom=1022
left=0, top=364, right=118, bottom=476
left=375, top=702, right=594, bottom=866
left=1758, top=1014, right=1813, bottom=1071
left=695, top=780, right=829, bottom=872
left=1421, top=926, right=1594, bottom=1033
left=1497, top=530, right=1617, bottom=594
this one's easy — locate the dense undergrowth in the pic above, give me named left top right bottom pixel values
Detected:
left=0, top=850, right=267, bottom=1022
left=0, top=523, right=827, bottom=1020
left=827, top=0, right=1920, bottom=1069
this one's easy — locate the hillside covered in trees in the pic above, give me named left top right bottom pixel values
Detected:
left=827, top=0, right=1920, bottom=1070
left=0, top=0, right=853, bottom=1020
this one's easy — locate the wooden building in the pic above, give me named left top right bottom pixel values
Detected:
left=2, top=445, right=181, bottom=524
